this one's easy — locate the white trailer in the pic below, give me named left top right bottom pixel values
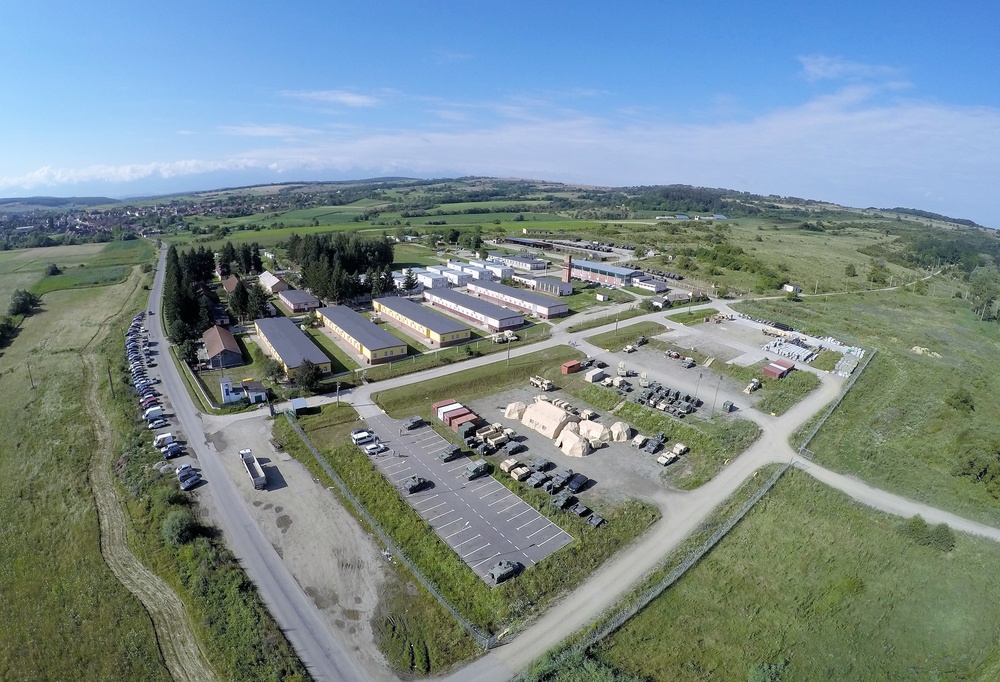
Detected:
left=239, top=448, right=267, bottom=490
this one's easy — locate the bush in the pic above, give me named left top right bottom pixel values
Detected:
left=44, top=262, right=61, bottom=276
left=898, top=515, right=955, bottom=552
left=162, top=509, right=196, bottom=547
left=945, top=388, right=974, bottom=413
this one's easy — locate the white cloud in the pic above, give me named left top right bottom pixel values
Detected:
left=799, top=55, right=905, bottom=83
left=0, top=158, right=263, bottom=188
left=219, top=123, right=321, bottom=138
left=281, top=89, right=380, bottom=107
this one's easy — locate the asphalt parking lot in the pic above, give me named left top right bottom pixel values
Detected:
left=363, top=412, right=573, bottom=583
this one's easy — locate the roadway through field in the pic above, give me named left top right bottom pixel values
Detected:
left=362, top=412, right=573, bottom=582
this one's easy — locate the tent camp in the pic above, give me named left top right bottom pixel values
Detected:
left=520, top=400, right=578, bottom=440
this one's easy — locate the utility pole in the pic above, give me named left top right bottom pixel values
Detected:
left=695, top=372, right=702, bottom=403
left=27, top=363, right=34, bottom=389
left=336, top=381, right=341, bottom=406
left=107, top=362, right=115, bottom=399
left=711, top=374, right=722, bottom=418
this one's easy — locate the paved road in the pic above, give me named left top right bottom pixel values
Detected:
left=145, top=246, right=372, bottom=682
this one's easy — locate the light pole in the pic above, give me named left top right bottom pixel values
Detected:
left=710, top=374, right=722, bottom=417
left=695, top=372, right=702, bottom=404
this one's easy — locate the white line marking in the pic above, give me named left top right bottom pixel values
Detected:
left=413, top=494, right=440, bottom=507
left=389, top=469, right=412, bottom=480
left=428, top=509, right=455, bottom=523
left=462, top=543, right=490, bottom=558
left=480, top=487, right=506, bottom=500
left=471, top=552, right=501, bottom=569
left=497, top=501, right=521, bottom=514
left=454, top=534, right=482, bottom=548
left=517, top=516, right=544, bottom=531
left=538, top=531, right=565, bottom=547
left=438, top=517, right=464, bottom=530
left=526, top=524, right=554, bottom=539
left=507, top=509, right=533, bottom=523
left=488, top=493, right=515, bottom=507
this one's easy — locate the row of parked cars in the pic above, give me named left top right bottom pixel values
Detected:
left=127, top=311, right=198, bottom=491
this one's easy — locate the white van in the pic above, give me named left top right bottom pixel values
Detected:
left=153, top=433, right=174, bottom=448
left=350, top=429, right=374, bottom=446
left=144, top=406, right=164, bottom=421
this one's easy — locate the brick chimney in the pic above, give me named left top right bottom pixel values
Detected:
left=561, top=254, right=571, bottom=283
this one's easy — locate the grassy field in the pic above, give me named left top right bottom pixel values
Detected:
left=392, top=243, right=444, bottom=269
left=666, top=307, right=719, bottom=325
left=595, top=469, right=1000, bottom=681
left=734, top=285, right=1000, bottom=527
left=0, top=272, right=170, bottom=681
left=373, top=345, right=583, bottom=417
left=31, top=264, right=133, bottom=295
left=304, top=326, right=362, bottom=372
left=274, top=402, right=660, bottom=673
left=585, top=321, right=667, bottom=350
left=713, top=360, right=821, bottom=416
left=566, top=305, right=650, bottom=334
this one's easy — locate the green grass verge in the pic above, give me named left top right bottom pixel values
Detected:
left=595, top=468, right=1000, bottom=681
left=566, top=305, right=652, bottom=334
left=585, top=321, right=667, bottom=350
left=665, top=307, right=719, bottom=325
left=373, top=345, right=584, bottom=417
left=810, top=348, right=841, bottom=371
left=612, top=403, right=762, bottom=490
left=713, top=361, right=821, bottom=416
left=303, top=326, right=361, bottom=372
left=31, top=264, right=132, bottom=295
left=273, top=403, right=659, bottom=672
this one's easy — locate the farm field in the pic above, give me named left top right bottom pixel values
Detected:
left=595, top=469, right=1000, bottom=681
left=0, top=271, right=170, bottom=681
left=735, top=285, right=1000, bottom=527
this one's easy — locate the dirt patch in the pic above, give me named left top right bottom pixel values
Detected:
left=203, top=412, right=395, bottom=680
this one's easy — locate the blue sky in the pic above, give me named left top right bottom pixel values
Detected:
left=2, top=1, right=1000, bottom=225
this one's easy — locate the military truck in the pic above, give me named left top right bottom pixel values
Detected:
left=489, top=559, right=518, bottom=584
left=439, top=445, right=464, bottom=462
left=401, top=476, right=430, bottom=494
left=465, top=460, right=490, bottom=480
left=529, top=375, right=554, bottom=391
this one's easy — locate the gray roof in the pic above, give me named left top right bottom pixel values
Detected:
left=373, top=296, right=470, bottom=335
left=279, top=289, right=319, bottom=305
left=254, top=317, right=329, bottom=369
left=317, top=305, right=405, bottom=352
left=571, top=259, right=642, bottom=278
left=468, top=279, right=564, bottom=309
left=424, top=288, right=523, bottom=322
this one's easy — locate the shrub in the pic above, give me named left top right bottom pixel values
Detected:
left=162, top=509, right=196, bottom=547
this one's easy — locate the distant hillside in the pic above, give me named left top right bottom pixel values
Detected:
left=881, top=207, right=982, bottom=228
left=0, top=196, right=119, bottom=211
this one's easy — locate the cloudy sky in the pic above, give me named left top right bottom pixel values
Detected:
left=2, top=1, right=999, bottom=225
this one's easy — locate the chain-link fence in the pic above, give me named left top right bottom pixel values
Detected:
left=282, top=413, right=496, bottom=650
left=797, top=348, right=876, bottom=456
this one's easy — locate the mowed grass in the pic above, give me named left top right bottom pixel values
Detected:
left=665, top=307, right=719, bottom=325
left=585, top=321, right=667, bottom=350
left=595, top=469, right=1000, bottom=681
left=714, top=360, right=821, bottom=416
left=31, top=264, right=132, bottom=295
left=0, top=271, right=170, bottom=681
left=735, top=286, right=1000, bottom=526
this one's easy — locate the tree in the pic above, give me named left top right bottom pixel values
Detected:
left=229, top=281, right=250, bottom=322
left=8, top=289, right=41, bottom=316
left=180, top=339, right=200, bottom=365
left=262, top=358, right=285, bottom=382
left=401, top=269, right=418, bottom=295
left=161, top=510, right=196, bottom=547
left=245, top=283, right=269, bottom=321
left=44, top=262, right=61, bottom=276
left=845, top=263, right=857, bottom=277
left=295, top=359, right=322, bottom=392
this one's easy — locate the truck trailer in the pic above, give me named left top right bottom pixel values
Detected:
left=239, top=448, right=267, bottom=490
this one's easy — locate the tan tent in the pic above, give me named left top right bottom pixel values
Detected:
left=610, top=421, right=632, bottom=442
left=555, top=428, right=591, bottom=457
left=564, top=421, right=580, bottom=434
left=504, top=401, right=527, bottom=420
left=521, top=400, right=577, bottom=440
left=578, top=420, right=611, bottom=446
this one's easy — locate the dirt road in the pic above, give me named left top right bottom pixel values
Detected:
left=85, top=352, right=217, bottom=682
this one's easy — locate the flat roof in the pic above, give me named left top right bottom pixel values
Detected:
left=254, top=317, right=329, bottom=368
left=468, top=279, right=563, bottom=308
left=373, top=296, right=470, bottom=335
left=490, top=252, right=546, bottom=264
left=424, top=288, right=523, bottom=322
left=571, top=258, right=642, bottom=277
left=317, top=305, right=405, bottom=351
left=279, top=289, right=319, bottom=305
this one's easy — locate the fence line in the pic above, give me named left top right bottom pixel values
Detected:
left=513, top=461, right=790, bottom=680
left=281, top=413, right=496, bottom=650
left=797, top=348, right=877, bottom=457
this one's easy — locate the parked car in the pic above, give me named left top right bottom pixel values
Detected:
left=179, top=474, right=201, bottom=491
left=364, top=442, right=387, bottom=456
left=147, top=419, right=168, bottom=430
left=566, top=473, right=589, bottom=493
left=177, top=468, right=199, bottom=483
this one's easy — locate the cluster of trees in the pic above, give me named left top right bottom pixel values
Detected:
left=673, top=242, right=785, bottom=291
left=216, top=240, right=263, bottom=278
left=897, top=515, right=956, bottom=552
left=283, top=232, right=396, bottom=303
left=8, top=289, right=41, bottom=317
left=227, top=279, right=270, bottom=324
left=162, top=245, right=218, bottom=344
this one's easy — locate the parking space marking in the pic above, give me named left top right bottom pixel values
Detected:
left=480, top=487, right=507, bottom=500
left=517, top=516, right=545, bottom=531
left=462, top=543, right=491, bottom=558
left=507, top=509, right=533, bottom=523
left=389, top=468, right=412, bottom=480
left=420, top=501, right=447, bottom=514
left=497, top=501, right=521, bottom=514
left=538, top=531, right=567, bottom=547
left=470, top=480, right=494, bottom=493
left=488, top=492, right=515, bottom=507
left=470, top=552, right=502, bottom=570
left=413, top=493, right=440, bottom=507
left=454, top=534, right=482, bottom=549
left=526, top=524, right=554, bottom=539
left=383, top=460, right=409, bottom=471
left=448, top=462, right=470, bottom=472
left=427, top=509, right=455, bottom=523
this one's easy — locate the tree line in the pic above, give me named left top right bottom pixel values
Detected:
left=282, top=232, right=397, bottom=304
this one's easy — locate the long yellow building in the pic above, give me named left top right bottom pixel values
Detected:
left=373, top=296, right=471, bottom=347
left=317, top=305, right=407, bottom=364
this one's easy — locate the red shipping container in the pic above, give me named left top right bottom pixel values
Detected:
left=561, top=360, right=581, bottom=374
left=445, top=408, right=472, bottom=427
left=451, top=412, right=480, bottom=433
left=432, top=398, right=458, bottom=411
left=773, top=358, right=795, bottom=370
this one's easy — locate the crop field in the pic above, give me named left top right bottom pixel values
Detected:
left=595, top=469, right=1000, bottom=681
left=0, top=271, right=170, bottom=681
left=735, top=284, right=1000, bottom=527
left=31, top=264, right=132, bottom=295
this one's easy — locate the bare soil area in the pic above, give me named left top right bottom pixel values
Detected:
left=203, top=412, right=395, bottom=680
